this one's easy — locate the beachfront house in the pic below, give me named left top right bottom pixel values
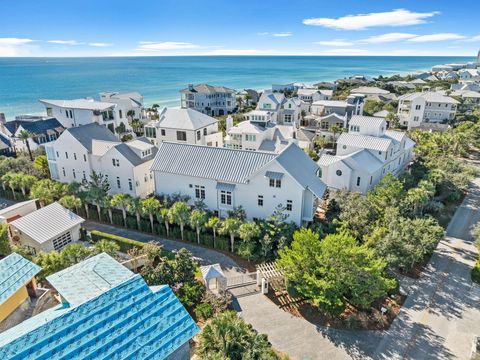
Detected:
left=151, top=142, right=326, bottom=225
left=458, top=69, right=480, bottom=82
left=397, top=91, right=459, bottom=129
left=317, top=116, right=415, bottom=194
left=297, top=89, right=333, bottom=103
left=8, top=202, right=85, bottom=253
left=0, top=253, right=198, bottom=359
left=180, top=84, right=236, bottom=116
left=99, top=91, right=146, bottom=128
left=45, top=123, right=157, bottom=198
left=0, top=253, right=41, bottom=323
left=144, top=107, right=223, bottom=147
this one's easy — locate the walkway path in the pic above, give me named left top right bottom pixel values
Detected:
left=237, top=177, right=480, bottom=360
left=84, top=221, right=245, bottom=278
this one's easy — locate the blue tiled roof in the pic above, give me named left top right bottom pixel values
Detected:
left=0, top=253, right=41, bottom=306
left=0, top=254, right=199, bottom=360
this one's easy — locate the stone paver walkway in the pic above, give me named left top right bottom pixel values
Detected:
left=84, top=221, right=245, bottom=277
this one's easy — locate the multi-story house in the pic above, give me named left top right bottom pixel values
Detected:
left=317, top=116, right=415, bottom=194
left=180, top=84, right=236, bottom=116
left=255, top=91, right=308, bottom=126
left=1, top=116, right=65, bottom=153
left=397, top=91, right=459, bottom=129
left=151, top=142, right=326, bottom=225
left=99, top=91, right=146, bottom=129
left=144, top=107, right=223, bottom=147
left=39, top=98, right=123, bottom=133
left=458, top=69, right=480, bottom=82
left=46, top=123, right=157, bottom=198
left=311, top=94, right=364, bottom=120
left=297, top=89, right=333, bottom=103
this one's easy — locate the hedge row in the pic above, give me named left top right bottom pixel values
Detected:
left=90, top=230, right=147, bottom=252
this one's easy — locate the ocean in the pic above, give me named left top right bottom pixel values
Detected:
left=0, top=56, right=474, bottom=120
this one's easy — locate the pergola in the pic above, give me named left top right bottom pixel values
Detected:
left=256, top=262, right=284, bottom=293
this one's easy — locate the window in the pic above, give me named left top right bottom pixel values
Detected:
left=46, top=107, right=53, bottom=117
left=82, top=171, right=86, bottom=181
left=284, top=114, right=292, bottom=123
left=220, top=190, right=232, bottom=205
left=197, top=130, right=201, bottom=141
left=286, top=200, right=293, bottom=211
left=62, top=167, right=66, bottom=177
left=112, top=159, right=119, bottom=167
left=258, top=195, right=263, bottom=206
left=119, top=110, right=123, bottom=119
left=356, top=177, right=361, bottom=186
left=65, top=152, right=68, bottom=159
left=73, top=153, right=77, bottom=160
left=83, top=154, right=87, bottom=162
left=176, top=131, right=187, bottom=141
left=245, top=134, right=256, bottom=142
left=275, top=179, right=281, bottom=188
left=56, top=151, right=59, bottom=158
left=72, top=169, right=76, bottom=179
left=128, top=179, right=133, bottom=191
left=415, top=105, right=421, bottom=110
left=145, top=127, right=157, bottom=138
left=269, top=178, right=275, bottom=187
left=52, top=231, right=72, bottom=251
left=203, top=128, right=207, bottom=136
left=116, top=177, right=121, bottom=189
left=413, top=116, right=419, bottom=122
left=263, top=103, right=272, bottom=109
left=195, top=185, right=205, bottom=199
left=336, top=170, right=342, bottom=176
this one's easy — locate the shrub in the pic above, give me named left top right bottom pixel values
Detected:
left=90, top=230, right=145, bottom=252
left=194, top=303, right=214, bottom=321
left=472, top=260, right=480, bottom=284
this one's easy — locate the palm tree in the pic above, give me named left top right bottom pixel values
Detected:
left=59, top=195, right=82, bottom=213
left=19, top=174, right=37, bottom=196
left=103, top=195, right=113, bottom=224
left=140, top=197, right=161, bottom=233
left=110, top=193, right=132, bottom=227
left=85, top=172, right=110, bottom=220
left=77, top=191, right=90, bottom=218
left=18, top=130, right=34, bottom=161
left=330, top=124, right=343, bottom=145
left=33, top=155, right=50, bottom=178
left=127, top=197, right=142, bottom=230
left=220, top=217, right=241, bottom=252
left=1, top=172, right=18, bottom=199
left=93, top=239, right=120, bottom=257
left=156, top=208, right=170, bottom=236
left=206, top=216, right=221, bottom=249
left=239, top=222, right=261, bottom=244
left=189, top=209, right=207, bottom=244
left=386, top=112, right=400, bottom=129
left=168, top=202, right=190, bottom=240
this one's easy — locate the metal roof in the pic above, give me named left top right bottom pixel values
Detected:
left=337, top=133, right=392, bottom=152
left=151, top=142, right=277, bottom=184
left=46, top=253, right=135, bottom=305
left=0, top=257, right=198, bottom=359
left=0, top=253, right=41, bottom=306
left=200, top=264, right=225, bottom=280
left=349, top=115, right=386, bottom=129
left=180, top=84, right=235, bottom=94
left=66, top=123, right=118, bottom=152
left=384, top=130, right=406, bottom=143
left=155, top=108, right=217, bottom=130
left=265, top=171, right=284, bottom=180
left=18, top=118, right=64, bottom=137
left=113, top=142, right=158, bottom=167
left=216, top=182, right=236, bottom=192
left=10, top=202, right=85, bottom=244
left=342, top=149, right=384, bottom=174
left=39, top=99, right=116, bottom=111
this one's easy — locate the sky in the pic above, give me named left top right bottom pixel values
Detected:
left=1, top=0, right=479, bottom=57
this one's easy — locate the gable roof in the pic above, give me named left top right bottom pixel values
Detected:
left=47, top=253, right=136, bottom=305
left=337, top=133, right=392, bottom=152
left=66, top=123, right=118, bottom=151
left=350, top=86, right=390, bottom=95
left=0, top=256, right=198, bottom=359
left=10, top=202, right=85, bottom=244
left=18, top=118, right=64, bottom=137
left=0, top=253, right=41, bottom=306
left=39, top=99, right=115, bottom=111
left=180, top=84, right=235, bottom=94
left=312, top=100, right=348, bottom=108
left=341, top=149, right=384, bottom=174
left=112, top=142, right=157, bottom=167
left=156, top=108, right=217, bottom=130
left=349, top=115, right=386, bottom=129
left=398, top=91, right=460, bottom=104
left=151, top=142, right=276, bottom=184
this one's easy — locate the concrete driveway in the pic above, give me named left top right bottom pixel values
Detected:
left=236, top=177, right=480, bottom=360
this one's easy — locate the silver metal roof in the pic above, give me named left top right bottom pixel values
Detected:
left=337, top=133, right=392, bottom=152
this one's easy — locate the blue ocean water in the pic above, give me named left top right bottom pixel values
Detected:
left=0, top=56, right=474, bottom=120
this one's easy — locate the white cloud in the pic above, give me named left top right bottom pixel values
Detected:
left=137, top=41, right=200, bottom=51
left=272, top=32, right=292, bottom=37
left=0, top=38, right=35, bottom=56
left=321, top=48, right=370, bottom=55
left=463, top=35, right=480, bottom=42
left=315, top=39, right=354, bottom=46
left=88, top=42, right=113, bottom=47
left=360, top=33, right=418, bottom=43
left=303, top=9, right=439, bottom=30
left=407, top=33, right=466, bottom=42
left=48, top=40, right=83, bottom=45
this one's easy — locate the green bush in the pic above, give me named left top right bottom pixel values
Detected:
left=472, top=260, right=480, bottom=284
left=194, top=302, right=214, bottom=321
left=112, top=212, right=124, bottom=226
left=140, top=219, right=151, bottom=233
left=126, top=216, right=137, bottom=229
left=90, top=230, right=145, bottom=252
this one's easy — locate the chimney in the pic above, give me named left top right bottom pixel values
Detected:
left=188, top=84, right=194, bottom=91
left=226, top=115, right=234, bottom=131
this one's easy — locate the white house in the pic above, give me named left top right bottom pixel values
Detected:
left=1, top=117, right=65, bottom=153
left=99, top=91, right=146, bottom=128
left=151, top=142, right=327, bottom=225
left=256, top=91, right=307, bottom=125
left=397, top=91, right=459, bottom=129
left=9, top=202, right=85, bottom=253
left=180, top=84, right=236, bottom=116
left=256, top=91, right=286, bottom=122
left=458, top=69, right=480, bottom=82
left=144, top=107, right=223, bottom=147
left=39, top=98, right=123, bottom=133
left=297, top=89, right=332, bottom=103
left=45, top=123, right=157, bottom=198
left=317, top=116, right=415, bottom=194
left=311, top=94, right=364, bottom=120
